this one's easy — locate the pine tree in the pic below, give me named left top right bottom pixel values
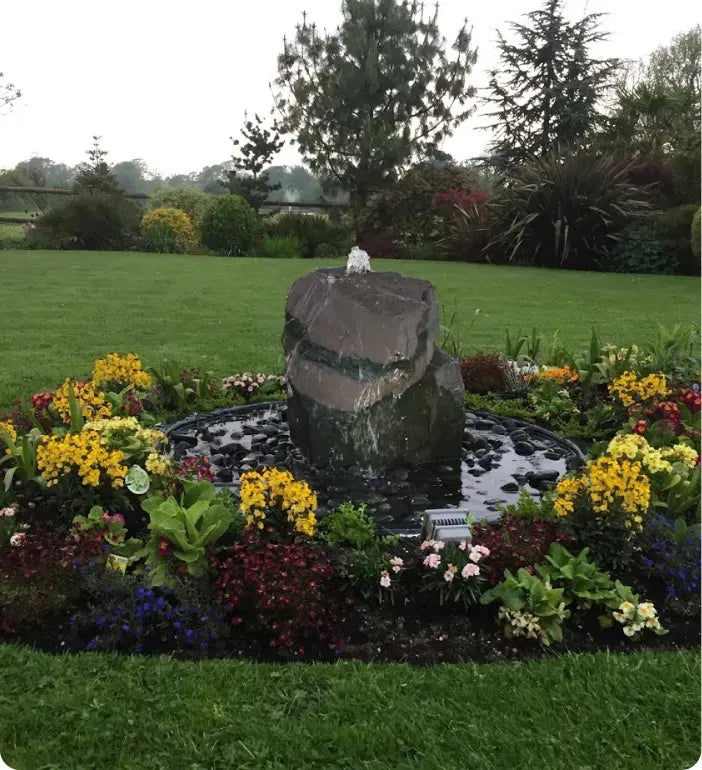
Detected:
left=226, top=114, right=285, bottom=211
left=274, top=0, right=477, bottom=209
left=73, top=137, right=123, bottom=196
left=484, top=0, right=619, bottom=172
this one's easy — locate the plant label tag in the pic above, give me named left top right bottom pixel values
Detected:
left=106, top=554, right=128, bottom=574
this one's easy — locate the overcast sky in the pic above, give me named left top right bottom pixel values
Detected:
left=0, top=0, right=698, bottom=176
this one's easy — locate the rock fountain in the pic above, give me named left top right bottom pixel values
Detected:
left=282, top=249, right=465, bottom=469
left=164, top=250, right=583, bottom=532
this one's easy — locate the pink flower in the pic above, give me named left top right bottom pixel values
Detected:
left=10, top=532, right=27, bottom=546
left=419, top=540, right=434, bottom=551
left=458, top=540, right=468, bottom=551
left=0, top=506, right=16, bottom=518
left=389, top=556, right=404, bottom=573
left=379, top=570, right=391, bottom=588
left=423, top=553, right=442, bottom=569
left=462, top=563, right=480, bottom=578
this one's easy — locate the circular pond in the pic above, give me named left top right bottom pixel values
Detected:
left=164, top=403, right=584, bottom=534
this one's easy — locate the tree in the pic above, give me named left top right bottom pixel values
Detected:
left=601, top=26, right=700, bottom=202
left=274, top=0, right=477, bottom=208
left=0, top=71, right=20, bottom=112
left=73, top=137, right=124, bottom=196
left=484, top=0, right=619, bottom=172
left=112, top=159, right=151, bottom=194
left=226, top=113, right=284, bottom=211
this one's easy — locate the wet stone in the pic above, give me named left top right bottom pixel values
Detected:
left=514, top=441, right=535, bottom=456
left=501, top=482, right=520, bottom=492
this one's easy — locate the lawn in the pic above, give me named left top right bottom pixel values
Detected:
left=0, top=249, right=699, bottom=409
left=0, top=645, right=699, bottom=770
left=0, top=249, right=700, bottom=769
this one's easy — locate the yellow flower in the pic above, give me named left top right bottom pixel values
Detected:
left=37, top=431, right=127, bottom=488
left=52, top=379, right=112, bottom=424
left=609, top=371, right=668, bottom=408
left=0, top=420, right=17, bottom=454
left=145, top=452, right=171, bottom=476
left=92, top=353, right=152, bottom=390
left=239, top=468, right=318, bottom=536
left=607, top=434, right=672, bottom=475
left=661, top=444, right=699, bottom=469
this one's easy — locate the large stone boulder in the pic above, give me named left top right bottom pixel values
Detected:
left=282, top=267, right=464, bottom=468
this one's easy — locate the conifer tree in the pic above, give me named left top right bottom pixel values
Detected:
left=484, top=0, right=619, bottom=172
left=274, top=0, right=477, bottom=208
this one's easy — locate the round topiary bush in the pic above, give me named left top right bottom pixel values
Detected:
left=200, top=195, right=257, bottom=256
left=141, top=207, right=196, bottom=253
left=691, top=208, right=701, bottom=263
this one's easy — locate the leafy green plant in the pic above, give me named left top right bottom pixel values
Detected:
left=264, top=212, right=350, bottom=259
left=535, top=543, right=616, bottom=606
left=333, top=536, right=401, bottom=604
left=147, top=360, right=217, bottom=412
left=0, top=427, right=43, bottom=492
left=639, top=325, right=701, bottom=384
left=528, top=379, right=579, bottom=422
left=480, top=568, right=570, bottom=646
left=654, top=464, right=701, bottom=521
left=140, top=480, right=234, bottom=586
left=316, top=502, right=377, bottom=550
left=484, top=150, right=650, bottom=270
left=497, top=488, right=557, bottom=521
left=649, top=203, right=699, bottom=275
left=609, top=227, right=676, bottom=274
left=200, top=194, right=257, bottom=256
left=259, top=235, right=301, bottom=259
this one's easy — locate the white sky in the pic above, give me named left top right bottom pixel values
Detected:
left=0, top=0, right=699, bottom=176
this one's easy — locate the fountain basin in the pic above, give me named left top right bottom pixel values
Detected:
left=164, top=403, right=584, bottom=534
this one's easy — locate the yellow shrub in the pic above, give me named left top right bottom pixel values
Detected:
left=141, top=207, right=196, bottom=253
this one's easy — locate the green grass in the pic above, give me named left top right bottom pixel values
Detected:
left=0, top=250, right=698, bottom=409
left=0, top=645, right=698, bottom=770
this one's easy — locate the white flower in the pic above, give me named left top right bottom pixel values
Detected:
left=622, top=625, right=637, bottom=637
left=458, top=540, right=468, bottom=551
left=468, top=548, right=482, bottom=563
left=461, top=563, right=480, bottom=578
left=472, top=544, right=490, bottom=558
left=379, top=570, right=391, bottom=588
left=433, top=540, right=446, bottom=552
left=423, top=553, right=442, bottom=569
left=9, top=532, right=26, bottom=546
left=443, top=569, right=455, bottom=583
left=0, top=506, right=16, bottom=518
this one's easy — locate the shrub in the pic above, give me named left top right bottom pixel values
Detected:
left=438, top=192, right=492, bottom=262
left=609, top=227, right=677, bottom=274
left=141, top=207, right=195, bottom=253
left=649, top=204, right=699, bottom=275
left=200, top=194, right=257, bottom=255
left=471, top=515, right=575, bottom=586
left=620, top=156, right=677, bottom=206
left=259, top=235, right=301, bottom=259
left=460, top=353, right=513, bottom=394
left=264, top=212, right=351, bottom=258
left=211, top=534, right=339, bottom=651
left=149, top=187, right=212, bottom=228
left=485, top=150, right=649, bottom=270
left=32, top=193, right=141, bottom=250
left=357, top=164, right=481, bottom=247
left=356, top=229, right=402, bottom=258
left=692, top=208, right=701, bottom=261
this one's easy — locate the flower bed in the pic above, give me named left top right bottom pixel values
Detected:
left=0, top=336, right=699, bottom=663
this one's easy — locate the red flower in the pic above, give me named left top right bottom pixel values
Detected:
left=632, top=420, right=647, bottom=435
left=157, top=538, right=171, bottom=556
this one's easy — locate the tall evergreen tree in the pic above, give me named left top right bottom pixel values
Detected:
left=226, top=113, right=284, bottom=211
left=274, top=0, right=477, bottom=208
left=73, top=137, right=124, bottom=196
left=484, top=0, right=619, bottom=172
